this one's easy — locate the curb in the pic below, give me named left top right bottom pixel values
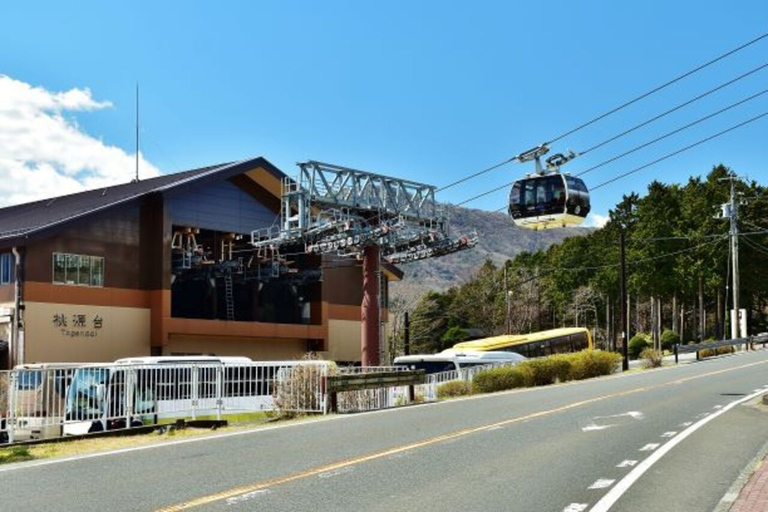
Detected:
left=712, top=397, right=768, bottom=512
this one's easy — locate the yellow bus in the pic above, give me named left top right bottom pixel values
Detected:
left=451, top=327, right=592, bottom=358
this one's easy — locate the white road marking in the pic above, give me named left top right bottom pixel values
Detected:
left=486, top=425, right=504, bottom=431
left=589, top=387, right=768, bottom=512
left=713, top=405, right=723, bottom=410
left=589, top=479, right=615, bottom=490
left=563, top=504, right=589, bottom=512
left=226, top=490, right=271, bottom=505
left=678, top=421, right=693, bottom=427
left=660, top=431, right=677, bottom=438
left=318, top=467, right=354, bottom=479
left=696, top=412, right=710, bottom=418
left=582, top=411, right=644, bottom=432
left=639, top=443, right=660, bottom=451
left=582, top=424, right=612, bottom=432
left=616, top=460, right=638, bottom=468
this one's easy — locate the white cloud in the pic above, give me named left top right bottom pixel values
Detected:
left=0, top=75, right=160, bottom=207
left=586, top=213, right=609, bottom=228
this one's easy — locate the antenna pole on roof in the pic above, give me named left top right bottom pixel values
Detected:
left=135, top=83, right=140, bottom=182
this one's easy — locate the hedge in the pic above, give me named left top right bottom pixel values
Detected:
left=437, top=381, right=473, bottom=399
left=472, top=350, right=622, bottom=394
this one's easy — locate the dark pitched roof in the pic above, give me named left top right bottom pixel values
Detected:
left=0, top=156, right=284, bottom=242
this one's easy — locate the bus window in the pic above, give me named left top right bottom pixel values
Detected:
left=393, top=361, right=456, bottom=374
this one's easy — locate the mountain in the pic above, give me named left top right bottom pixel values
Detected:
left=390, top=204, right=592, bottom=303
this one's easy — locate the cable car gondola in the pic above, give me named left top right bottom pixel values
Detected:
left=508, top=145, right=590, bottom=230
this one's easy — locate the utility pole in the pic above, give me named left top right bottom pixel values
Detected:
left=403, top=311, right=410, bottom=356
left=730, top=176, right=741, bottom=341
left=504, top=265, right=511, bottom=334
left=619, top=232, right=628, bottom=371
left=720, top=173, right=742, bottom=341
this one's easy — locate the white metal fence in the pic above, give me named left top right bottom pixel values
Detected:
left=1, top=361, right=329, bottom=444
left=0, top=371, right=9, bottom=443
left=0, top=359, right=520, bottom=444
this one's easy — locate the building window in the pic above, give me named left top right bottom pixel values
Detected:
left=0, top=253, right=14, bottom=285
left=52, top=253, right=105, bottom=287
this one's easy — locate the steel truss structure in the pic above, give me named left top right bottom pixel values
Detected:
left=251, top=161, right=477, bottom=263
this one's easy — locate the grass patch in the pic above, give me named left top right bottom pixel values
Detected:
left=0, top=446, right=34, bottom=464
left=0, top=411, right=307, bottom=465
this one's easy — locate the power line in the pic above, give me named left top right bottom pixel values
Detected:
left=591, top=111, right=768, bottom=191
left=742, top=236, right=768, bottom=257
left=577, top=87, right=768, bottom=177
left=503, top=236, right=727, bottom=292
left=546, top=31, right=768, bottom=144
left=579, top=63, right=768, bottom=156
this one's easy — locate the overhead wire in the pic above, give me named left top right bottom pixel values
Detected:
left=577, top=87, right=768, bottom=177
left=455, top=91, right=768, bottom=207
left=590, top=111, right=768, bottom=191
left=435, top=33, right=768, bottom=199
left=742, top=236, right=768, bottom=257
left=545, top=31, right=768, bottom=144
left=578, top=62, right=768, bottom=156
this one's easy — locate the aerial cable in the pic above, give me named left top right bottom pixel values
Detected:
left=436, top=33, right=767, bottom=194
left=437, top=157, right=516, bottom=192
left=578, top=62, right=768, bottom=156
left=458, top=91, right=768, bottom=207
left=546, top=31, right=768, bottom=144
left=591, top=111, right=768, bottom=191
left=577, top=87, right=768, bottom=177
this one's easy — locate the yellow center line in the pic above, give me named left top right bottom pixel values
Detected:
left=157, top=358, right=768, bottom=511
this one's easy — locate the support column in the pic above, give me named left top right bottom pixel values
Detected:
left=361, top=245, right=380, bottom=367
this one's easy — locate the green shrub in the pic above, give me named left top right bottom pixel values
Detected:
left=660, top=329, right=680, bottom=351
left=699, top=346, right=735, bottom=358
left=472, top=365, right=534, bottom=393
left=567, top=350, right=622, bottom=380
left=628, top=333, right=651, bottom=359
left=471, top=350, right=621, bottom=394
left=525, top=356, right=572, bottom=386
left=437, top=381, right=472, bottom=399
left=640, top=348, right=663, bottom=368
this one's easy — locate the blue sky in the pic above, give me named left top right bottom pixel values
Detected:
left=1, top=1, right=767, bottom=223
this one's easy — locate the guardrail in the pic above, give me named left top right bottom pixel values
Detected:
left=674, top=335, right=768, bottom=363
left=328, top=370, right=425, bottom=413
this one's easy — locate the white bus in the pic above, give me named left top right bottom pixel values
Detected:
left=393, top=350, right=526, bottom=374
left=63, top=356, right=328, bottom=435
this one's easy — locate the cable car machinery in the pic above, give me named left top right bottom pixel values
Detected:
left=250, top=161, right=478, bottom=365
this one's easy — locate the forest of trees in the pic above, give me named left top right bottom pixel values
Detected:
left=390, top=165, right=768, bottom=356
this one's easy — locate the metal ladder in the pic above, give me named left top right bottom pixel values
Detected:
left=224, top=274, right=235, bottom=321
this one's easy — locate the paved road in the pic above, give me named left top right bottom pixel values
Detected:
left=3, top=349, right=768, bottom=512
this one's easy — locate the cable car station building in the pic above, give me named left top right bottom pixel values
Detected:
left=0, top=157, right=403, bottom=368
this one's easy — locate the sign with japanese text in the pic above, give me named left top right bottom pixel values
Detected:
left=52, top=312, right=104, bottom=338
